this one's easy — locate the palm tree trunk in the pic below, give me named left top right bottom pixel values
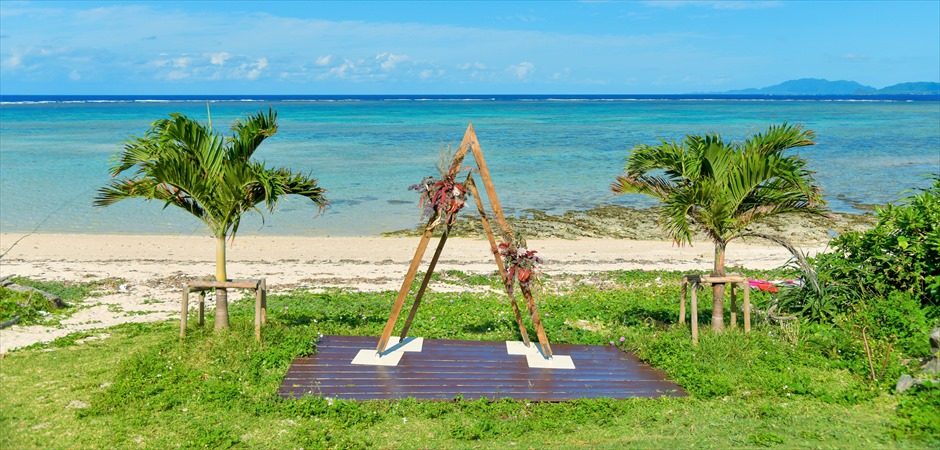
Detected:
left=711, top=240, right=726, bottom=332
left=214, top=234, right=230, bottom=330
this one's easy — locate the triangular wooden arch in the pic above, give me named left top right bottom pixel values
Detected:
left=375, top=123, right=554, bottom=359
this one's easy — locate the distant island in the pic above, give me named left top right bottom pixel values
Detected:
left=719, top=78, right=940, bottom=95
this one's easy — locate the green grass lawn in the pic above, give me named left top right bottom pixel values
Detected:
left=1, top=270, right=937, bottom=449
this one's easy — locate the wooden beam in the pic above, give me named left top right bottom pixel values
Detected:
left=691, top=281, right=699, bottom=345
left=377, top=224, right=436, bottom=353
left=180, top=288, right=189, bottom=338
left=399, top=225, right=451, bottom=341
left=522, top=286, right=553, bottom=359
left=465, top=127, right=513, bottom=237
left=466, top=175, right=530, bottom=346
left=743, top=282, right=751, bottom=334
left=188, top=280, right=260, bottom=290
left=679, top=276, right=688, bottom=325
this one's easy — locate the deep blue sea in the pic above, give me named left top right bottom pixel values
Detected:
left=1, top=94, right=938, bottom=236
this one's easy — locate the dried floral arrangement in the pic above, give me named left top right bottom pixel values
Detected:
left=498, top=234, right=542, bottom=296
left=408, top=146, right=470, bottom=228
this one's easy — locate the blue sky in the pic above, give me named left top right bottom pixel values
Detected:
left=1, top=1, right=938, bottom=95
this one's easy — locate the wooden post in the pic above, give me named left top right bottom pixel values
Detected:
left=261, top=278, right=267, bottom=324
left=679, top=276, right=688, bottom=325
left=464, top=125, right=553, bottom=351
left=729, top=283, right=737, bottom=330
left=466, top=176, right=530, bottom=346
left=180, top=286, right=189, bottom=338
left=691, top=280, right=699, bottom=345
left=743, top=281, right=751, bottom=334
left=465, top=125, right=513, bottom=237
left=255, top=280, right=263, bottom=342
left=521, top=286, right=553, bottom=358
left=400, top=226, right=451, bottom=341
left=377, top=225, right=436, bottom=353
left=198, top=291, right=205, bottom=326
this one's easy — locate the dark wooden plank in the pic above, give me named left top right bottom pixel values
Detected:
left=278, top=335, right=686, bottom=401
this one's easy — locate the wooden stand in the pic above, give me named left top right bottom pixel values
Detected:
left=376, top=124, right=554, bottom=359
left=180, top=278, right=267, bottom=341
left=679, top=274, right=750, bottom=345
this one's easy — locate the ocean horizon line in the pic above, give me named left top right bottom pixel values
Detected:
left=3, top=93, right=939, bottom=105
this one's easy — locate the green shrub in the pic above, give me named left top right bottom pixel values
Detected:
left=0, top=287, right=59, bottom=324
left=892, top=381, right=940, bottom=444
left=829, top=177, right=940, bottom=308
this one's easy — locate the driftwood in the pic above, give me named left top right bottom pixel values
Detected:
left=732, top=232, right=821, bottom=295
left=0, top=315, right=21, bottom=330
left=749, top=299, right=798, bottom=323
left=0, top=275, right=68, bottom=309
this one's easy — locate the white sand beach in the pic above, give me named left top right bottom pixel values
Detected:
left=0, top=233, right=824, bottom=352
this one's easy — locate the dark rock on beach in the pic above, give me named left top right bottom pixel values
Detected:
left=383, top=204, right=876, bottom=244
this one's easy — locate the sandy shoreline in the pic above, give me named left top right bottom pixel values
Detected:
left=0, top=233, right=825, bottom=352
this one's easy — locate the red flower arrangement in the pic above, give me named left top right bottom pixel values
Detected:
left=409, top=176, right=468, bottom=228
left=498, top=240, right=542, bottom=295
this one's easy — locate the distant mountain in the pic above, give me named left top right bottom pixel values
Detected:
left=722, top=78, right=940, bottom=95
left=877, top=82, right=940, bottom=94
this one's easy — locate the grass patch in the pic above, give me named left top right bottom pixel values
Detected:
left=1, top=277, right=124, bottom=326
left=1, top=270, right=937, bottom=448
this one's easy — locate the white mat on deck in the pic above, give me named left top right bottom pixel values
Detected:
left=351, top=336, right=424, bottom=366
left=506, top=341, right=575, bottom=369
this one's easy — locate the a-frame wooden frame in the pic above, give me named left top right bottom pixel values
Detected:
left=375, top=123, right=554, bottom=359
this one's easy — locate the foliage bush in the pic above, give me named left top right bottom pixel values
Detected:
left=830, top=177, right=939, bottom=308
left=0, top=287, right=59, bottom=325
left=779, top=177, right=939, bottom=359
left=892, top=381, right=940, bottom=445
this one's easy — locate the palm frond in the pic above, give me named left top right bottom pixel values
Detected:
left=229, top=108, right=278, bottom=162
left=611, top=174, right=675, bottom=200
left=744, top=122, right=817, bottom=156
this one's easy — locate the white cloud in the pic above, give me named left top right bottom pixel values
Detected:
left=209, top=52, right=231, bottom=65
left=69, top=69, right=81, bottom=80
left=315, top=55, right=333, bottom=66
left=323, top=58, right=356, bottom=80
left=166, top=70, right=188, bottom=80
left=552, top=68, right=571, bottom=80
left=419, top=69, right=444, bottom=80
left=245, top=57, right=268, bottom=80
left=840, top=53, right=869, bottom=61
left=458, top=62, right=486, bottom=71
left=376, top=52, right=408, bottom=70
left=2, top=51, right=24, bottom=70
left=644, top=1, right=782, bottom=10
left=508, top=61, right=535, bottom=80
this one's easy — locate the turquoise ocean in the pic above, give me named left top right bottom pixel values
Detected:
left=1, top=95, right=938, bottom=237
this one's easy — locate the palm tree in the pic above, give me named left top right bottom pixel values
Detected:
left=612, top=123, right=827, bottom=331
left=95, top=108, right=328, bottom=329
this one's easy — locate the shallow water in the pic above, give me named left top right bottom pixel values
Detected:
left=1, top=97, right=937, bottom=236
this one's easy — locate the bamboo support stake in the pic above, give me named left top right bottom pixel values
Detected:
left=691, top=281, right=699, bottom=345
left=198, top=291, right=205, bottom=326
left=679, top=276, right=687, bottom=325
left=255, top=285, right=263, bottom=341
left=260, top=278, right=267, bottom=324
left=743, top=282, right=751, bottom=334
left=180, top=287, right=189, bottom=338
left=730, top=283, right=737, bottom=330
left=400, top=225, right=451, bottom=341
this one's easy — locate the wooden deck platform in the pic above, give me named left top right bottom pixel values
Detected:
left=278, top=335, right=686, bottom=401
